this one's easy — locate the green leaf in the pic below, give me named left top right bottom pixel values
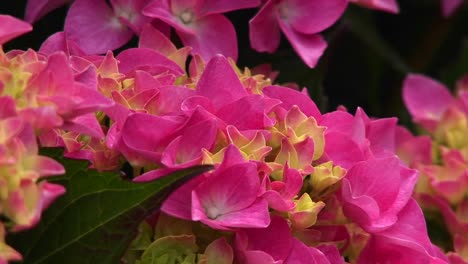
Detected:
left=8, top=149, right=213, bottom=264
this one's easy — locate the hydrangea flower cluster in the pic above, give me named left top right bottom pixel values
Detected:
left=23, top=0, right=406, bottom=68
left=0, top=0, right=465, bottom=263
left=399, top=74, right=468, bottom=263
left=0, top=14, right=112, bottom=262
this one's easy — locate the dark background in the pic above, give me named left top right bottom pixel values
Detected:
left=1, top=0, right=467, bottom=126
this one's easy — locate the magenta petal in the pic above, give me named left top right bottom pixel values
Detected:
left=240, top=216, right=293, bottom=261
left=216, top=95, right=280, bottom=130
left=403, top=74, right=454, bottom=127
left=62, top=113, right=105, bottom=139
left=199, top=0, right=261, bottom=16
left=284, top=239, right=330, bottom=264
left=116, top=47, right=184, bottom=75
left=263, top=85, right=322, bottom=119
left=139, top=23, right=176, bottom=54
left=143, top=0, right=196, bottom=35
left=64, top=0, right=133, bottom=54
left=178, top=14, right=238, bottom=61
left=111, top=0, right=151, bottom=33
left=195, top=163, right=260, bottom=213
left=39, top=32, right=86, bottom=56
left=161, top=118, right=217, bottom=167
left=441, top=0, right=464, bottom=17
left=278, top=19, right=327, bottom=68
left=358, top=199, right=449, bottom=263
left=25, top=0, right=69, bottom=23
left=119, top=113, right=185, bottom=163
left=161, top=175, right=206, bottom=220
left=0, top=15, right=32, bottom=45
left=283, top=0, right=347, bottom=34
left=249, top=0, right=281, bottom=53
left=195, top=55, right=247, bottom=108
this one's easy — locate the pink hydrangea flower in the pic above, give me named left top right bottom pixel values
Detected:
left=249, top=0, right=348, bottom=67
left=143, top=0, right=261, bottom=61
left=64, top=0, right=152, bottom=54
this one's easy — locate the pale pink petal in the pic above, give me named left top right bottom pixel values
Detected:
left=25, top=0, right=69, bottom=23
left=35, top=156, right=65, bottom=177
left=277, top=19, right=327, bottom=68
left=0, top=15, right=32, bottom=45
left=204, top=237, right=234, bottom=264
left=64, top=0, right=133, bottom=54
left=281, top=0, right=348, bottom=34
left=441, top=0, right=464, bottom=17
left=403, top=74, right=454, bottom=128
left=249, top=0, right=281, bottom=53
left=178, top=14, right=238, bottom=61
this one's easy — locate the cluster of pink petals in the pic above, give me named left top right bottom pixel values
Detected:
left=57, top=34, right=445, bottom=261
left=25, top=0, right=404, bottom=69
left=0, top=15, right=115, bottom=262
left=2, top=4, right=456, bottom=263
left=400, top=73, right=468, bottom=262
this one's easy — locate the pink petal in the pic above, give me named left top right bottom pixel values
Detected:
left=0, top=96, right=17, bottom=119
left=263, top=85, right=322, bottom=119
left=403, top=74, right=454, bottom=129
left=115, top=47, right=184, bottom=75
left=249, top=0, right=281, bottom=53
left=194, top=163, right=260, bottom=214
left=178, top=14, right=238, bottom=61
left=39, top=32, right=86, bottom=56
left=441, top=0, right=464, bottom=17
left=25, top=0, right=69, bottom=23
left=0, top=15, right=32, bottom=45
left=161, top=175, right=206, bottom=220
left=239, top=216, right=293, bottom=261
left=199, top=0, right=261, bottom=16
left=216, top=95, right=280, bottom=130
left=111, top=0, right=151, bottom=33
left=35, top=156, right=65, bottom=177
left=161, top=118, right=217, bottom=167
left=143, top=0, right=196, bottom=35
left=277, top=19, right=327, bottom=68
left=193, top=197, right=270, bottom=229
left=64, top=0, right=133, bottom=54
left=284, top=239, right=330, bottom=264
left=281, top=0, right=348, bottom=34
left=119, top=113, right=185, bottom=164
left=62, top=113, right=105, bottom=138
left=139, top=23, right=177, bottom=55
left=323, top=131, right=365, bottom=169
left=195, top=55, right=247, bottom=108
left=349, top=0, right=399, bottom=14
